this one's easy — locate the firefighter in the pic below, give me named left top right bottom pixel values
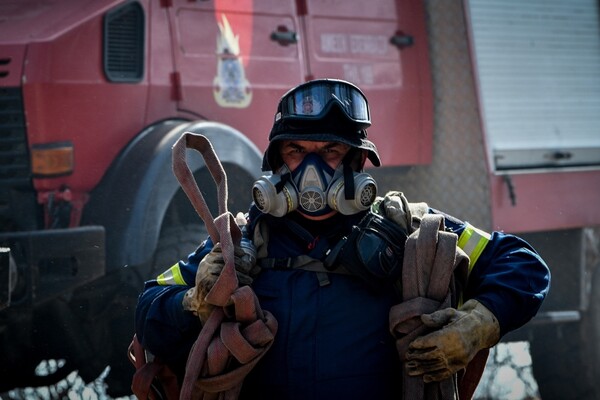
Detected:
left=135, top=79, right=550, bottom=399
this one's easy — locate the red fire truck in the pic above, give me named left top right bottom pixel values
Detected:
left=1, top=0, right=599, bottom=398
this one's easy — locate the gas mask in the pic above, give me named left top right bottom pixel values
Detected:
left=252, top=153, right=377, bottom=217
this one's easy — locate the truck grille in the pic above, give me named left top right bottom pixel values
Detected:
left=0, top=87, right=35, bottom=232
left=0, top=87, right=30, bottom=187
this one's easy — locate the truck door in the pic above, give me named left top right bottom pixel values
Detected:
left=300, top=0, right=433, bottom=167
left=165, top=0, right=304, bottom=151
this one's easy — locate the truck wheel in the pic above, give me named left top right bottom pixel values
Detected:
left=103, top=223, right=206, bottom=397
left=148, top=223, right=207, bottom=280
left=530, top=266, right=600, bottom=400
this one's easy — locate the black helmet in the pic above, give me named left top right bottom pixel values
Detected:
left=262, top=78, right=381, bottom=171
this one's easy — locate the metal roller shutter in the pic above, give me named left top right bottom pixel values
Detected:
left=466, top=0, right=600, bottom=171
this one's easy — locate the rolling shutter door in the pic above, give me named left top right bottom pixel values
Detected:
left=466, top=0, right=600, bottom=171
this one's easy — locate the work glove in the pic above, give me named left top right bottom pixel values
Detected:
left=405, top=299, right=500, bottom=383
left=183, top=240, right=258, bottom=323
left=378, top=191, right=428, bottom=233
left=380, top=192, right=411, bottom=232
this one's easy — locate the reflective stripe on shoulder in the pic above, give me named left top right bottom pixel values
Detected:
left=457, top=223, right=491, bottom=273
left=156, top=263, right=186, bottom=286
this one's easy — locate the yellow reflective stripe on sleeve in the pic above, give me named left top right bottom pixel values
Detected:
left=156, top=263, right=186, bottom=286
left=457, top=223, right=491, bottom=274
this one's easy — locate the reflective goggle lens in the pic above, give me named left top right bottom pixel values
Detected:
left=279, top=81, right=370, bottom=124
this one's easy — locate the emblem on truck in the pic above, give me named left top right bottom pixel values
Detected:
left=213, top=15, right=252, bottom=108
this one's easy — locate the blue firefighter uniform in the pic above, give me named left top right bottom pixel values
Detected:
left=135, top=205, right=550, bottom=400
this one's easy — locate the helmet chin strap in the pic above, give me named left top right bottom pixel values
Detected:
left=342, top=149, right=360, bottom=200
left=343, top=163, right=355, bottom=200
left=274, top=171, right=292, bottom=193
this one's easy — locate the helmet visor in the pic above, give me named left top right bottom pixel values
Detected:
left=277, top=80, right=370, bottom=126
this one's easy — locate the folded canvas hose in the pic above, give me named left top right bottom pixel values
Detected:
left=129, top=334, right=180, bottom=400
left=389, top=214, right=487, bottom=400
left=170, top=133, right=278, bottom=400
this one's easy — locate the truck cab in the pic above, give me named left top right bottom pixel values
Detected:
left=2, top=1, right=598, bottom=398
left=0, top=0, right=432, bottom=395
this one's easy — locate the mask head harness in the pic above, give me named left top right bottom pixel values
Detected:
left=253, top=79, right=381, bottom=217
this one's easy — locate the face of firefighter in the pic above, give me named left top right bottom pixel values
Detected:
left=279, top=140, right=351, bottom=220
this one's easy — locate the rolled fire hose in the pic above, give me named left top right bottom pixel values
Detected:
left=172, top=132, right=278, bottom=400
left=388, top=214, right=487, bottom=400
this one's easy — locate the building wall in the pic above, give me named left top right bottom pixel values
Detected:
left=371, top=0, right=493, bottom=230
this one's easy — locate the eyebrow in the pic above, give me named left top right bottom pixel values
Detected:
left=283, top=142, right=344, bottom=152
left=285, top=142, right=305, bottom=151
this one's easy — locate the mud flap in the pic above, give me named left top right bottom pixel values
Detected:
left=0, top=247, right=10, bottom=309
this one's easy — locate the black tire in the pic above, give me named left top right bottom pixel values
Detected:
left=103, top=223, right=206, bottom=397
left=530, top=266, right=600, bottom=400
left=148, top=223, right=207, bottom=280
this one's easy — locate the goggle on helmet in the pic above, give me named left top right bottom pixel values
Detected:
left=274, top=78, right=371, bottom=129
left=263, top=79, right=381, bottom=171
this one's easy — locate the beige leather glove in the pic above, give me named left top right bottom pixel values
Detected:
left=380, top=192, right=411, bottom=232
left=183, top=241, right=258, bottom=322
left=405, top=299, right=500, bottom=383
